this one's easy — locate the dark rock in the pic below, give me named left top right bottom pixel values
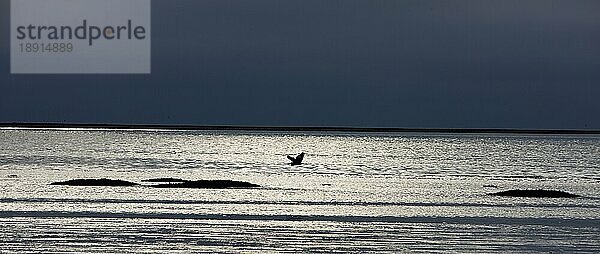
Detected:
left=489, top=189, right=579, bottom=198
left=141, top=178, right=188, bottom=183
left=51, top=178, right=138, bottom=187
left=151, top=180, right=260, bottom=189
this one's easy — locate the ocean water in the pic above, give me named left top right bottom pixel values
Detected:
left=0, top=128, right=599, bottom=253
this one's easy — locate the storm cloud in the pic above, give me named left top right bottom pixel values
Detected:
left=1, top=0, right=599, bottom=128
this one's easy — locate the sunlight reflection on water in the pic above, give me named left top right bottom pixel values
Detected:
left=0, top=129, right=599, bottom=252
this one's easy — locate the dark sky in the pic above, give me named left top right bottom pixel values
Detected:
left=1, top=0, right=599, bottom=128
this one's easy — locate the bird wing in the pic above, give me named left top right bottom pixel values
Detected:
left=296, top=153, right=304, bottom=162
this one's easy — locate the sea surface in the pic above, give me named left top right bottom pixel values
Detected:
left=0, top=128, right=599, bottom=253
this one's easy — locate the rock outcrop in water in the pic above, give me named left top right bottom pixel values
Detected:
left=489, top=189, right=579, bottom=198
left=151, top=180, right=260, bottom=189
left=141, top=178, right=188, bottom=183
left=51, top=178, right=260, bottom=189
left=51, top=178, right=139, bottom=187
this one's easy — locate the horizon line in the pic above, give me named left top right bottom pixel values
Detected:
left=1, top=122, right=600, bottom=135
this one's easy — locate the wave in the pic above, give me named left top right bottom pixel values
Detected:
left=0, top=211, right=598, bottom=227
left=1, top=198, right=598, bottom=208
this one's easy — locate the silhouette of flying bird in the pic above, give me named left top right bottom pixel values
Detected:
left=287, top=152, right=305, bottom=166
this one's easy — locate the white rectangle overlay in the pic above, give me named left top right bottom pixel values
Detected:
left=11, top=0, right=151, bottom=74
